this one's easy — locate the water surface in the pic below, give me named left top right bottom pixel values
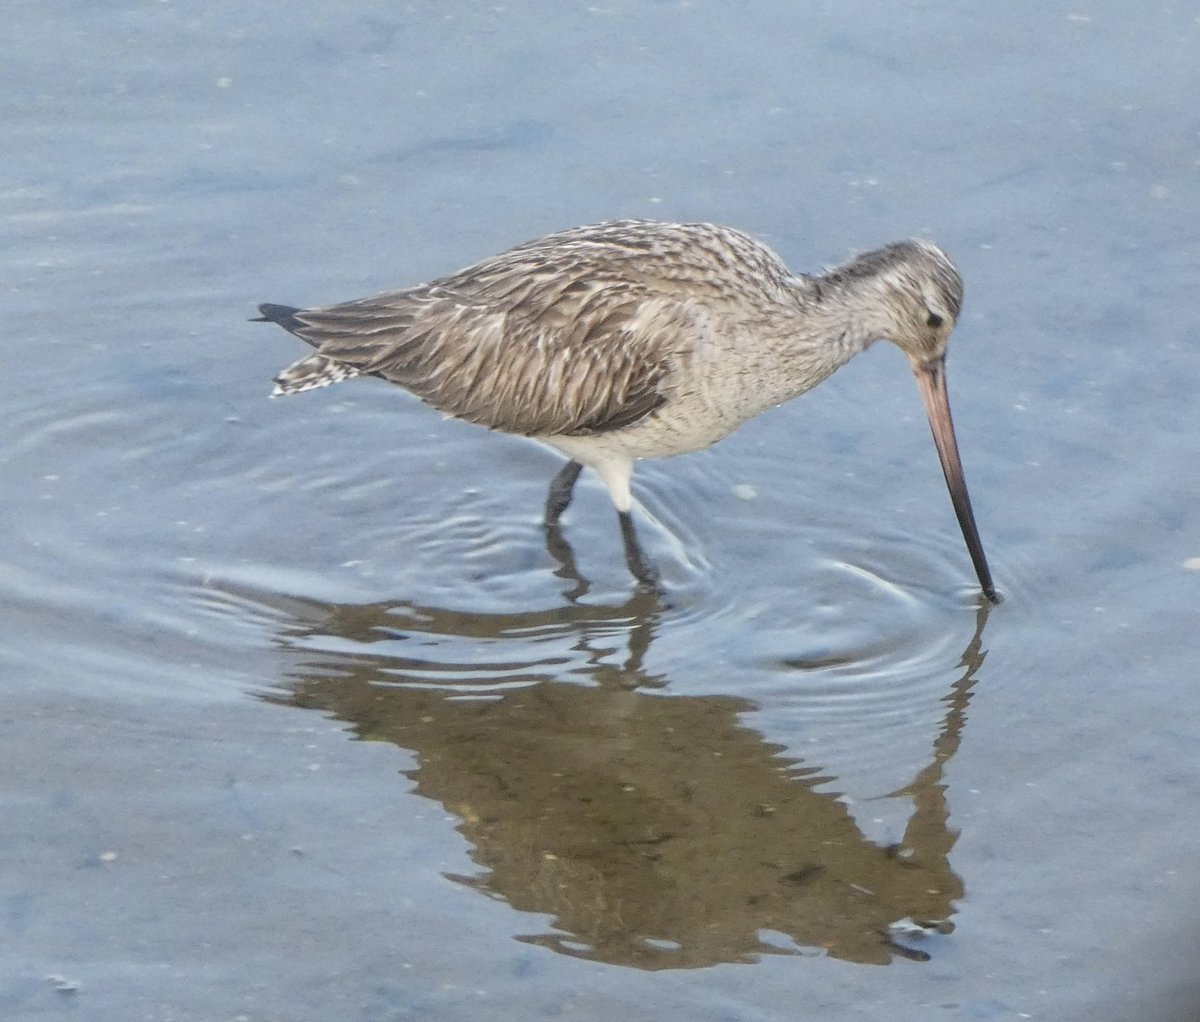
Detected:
left=4, top=2, right=1200, bottom=1020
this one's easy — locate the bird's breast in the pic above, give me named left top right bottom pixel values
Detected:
left=583, top=320, right=819, bottom=459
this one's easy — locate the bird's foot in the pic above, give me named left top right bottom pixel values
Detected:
left=631, top=563, right=663, bottom=594
left=618, top=510, right=665, bottom=596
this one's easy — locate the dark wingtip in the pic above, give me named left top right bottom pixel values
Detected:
left=252, top=303, right=304, bottom=332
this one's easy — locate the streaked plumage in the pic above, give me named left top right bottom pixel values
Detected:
left=259, top=219, right=994, bottom=598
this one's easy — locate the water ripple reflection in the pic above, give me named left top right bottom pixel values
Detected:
left=207, top=567, right=993, bottom=969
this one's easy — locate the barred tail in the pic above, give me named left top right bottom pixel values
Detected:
left=272, top=354, right=361, bottom=396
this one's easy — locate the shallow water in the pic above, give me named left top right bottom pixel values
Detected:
left=4, top=2, right=1200, bottom=1020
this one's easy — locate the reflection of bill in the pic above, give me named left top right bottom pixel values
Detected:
left=242, top=578, right=991, bottom=969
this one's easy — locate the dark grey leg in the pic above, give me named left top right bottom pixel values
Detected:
left=544, top=459, right=583, bottom=525
left=618, top=510, right=661, bottom=591
left=542, top=517, right=589, bottom=602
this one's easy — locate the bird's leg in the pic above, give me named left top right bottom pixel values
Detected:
left=544, top=459, right=583, bottom=525
left=542, top=517, right=590, bottom=603
left=618, top=510, right=662, bottom=592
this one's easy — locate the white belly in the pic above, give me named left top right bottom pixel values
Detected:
left=533, top=316, right=852, bottom=510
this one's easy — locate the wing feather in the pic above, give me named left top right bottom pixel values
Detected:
left=267, top=220, right=791, bottom=435
left=282, top=284, right=682, bottom=436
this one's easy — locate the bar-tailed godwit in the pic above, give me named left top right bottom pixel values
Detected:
left=258, top=219, right=995, bottom=599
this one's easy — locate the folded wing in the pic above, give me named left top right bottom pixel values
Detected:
left=270, top=280, right=686, bottom=437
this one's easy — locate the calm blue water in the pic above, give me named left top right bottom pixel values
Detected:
left=3, top=2, right=1200, bottom=1020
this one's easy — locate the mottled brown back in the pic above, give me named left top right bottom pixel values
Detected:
left=271, top=220, right=797, bottom=436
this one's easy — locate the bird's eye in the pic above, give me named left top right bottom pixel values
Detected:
left=926, top=312, right=944, bottom=328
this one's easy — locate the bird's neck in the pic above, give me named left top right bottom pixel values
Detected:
left=784, top=273, right=884, bottom=371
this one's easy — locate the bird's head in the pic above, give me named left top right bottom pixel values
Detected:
left=826, top=238, right=963, bottom=367
left=821, top=238, right=995, bottom=600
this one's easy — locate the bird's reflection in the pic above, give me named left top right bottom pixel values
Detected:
left=230, top=561, right=991, bottom=969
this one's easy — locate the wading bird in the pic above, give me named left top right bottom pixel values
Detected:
left=258, top=219, right=996, bottom=600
